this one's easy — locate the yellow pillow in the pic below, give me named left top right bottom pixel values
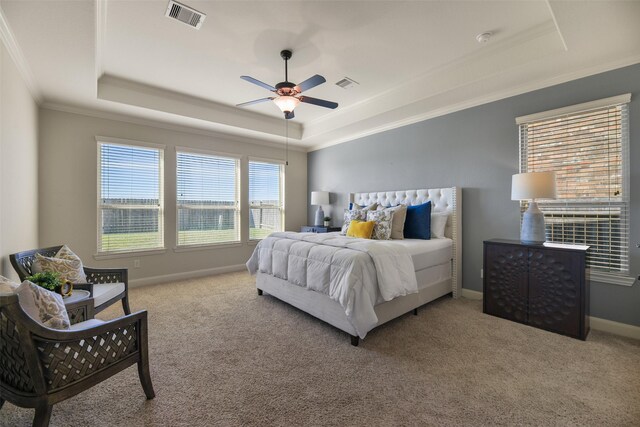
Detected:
left=346, top=220, right=375, bottom=239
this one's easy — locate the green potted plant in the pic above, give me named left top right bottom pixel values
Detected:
left=323, top=216, right=331, bottom=227
left=26, top=271, right=73, bottom=296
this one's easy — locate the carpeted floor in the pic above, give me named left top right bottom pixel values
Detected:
left=2, top=271, right=639, bottom=426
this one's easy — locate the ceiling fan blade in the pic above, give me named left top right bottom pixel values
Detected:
left=236, top=97, right=274, bottom=107
left=240, top=75, right=276, bottom=92
left=285, top=111, right=295, bottom=120
left=298, top=96, right=338, bottom=109
left=294, top=74, right=326, bottom=93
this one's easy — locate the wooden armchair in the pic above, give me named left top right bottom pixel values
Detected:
left=10, top=246, right=131, bottom=315
left=0, top=293, right=155, bottom=426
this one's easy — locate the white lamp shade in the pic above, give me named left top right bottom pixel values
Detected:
left=511, top=172, right=557, bottom=200
left=274, top=96, right=300, bottom=113
left=311, top=191, right=329, bottom=206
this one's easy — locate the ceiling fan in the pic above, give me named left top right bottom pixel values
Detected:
left=237, top=49, right=338, bottom=120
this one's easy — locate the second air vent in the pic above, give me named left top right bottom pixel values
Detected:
left=166, top=1, right=206, bottom=29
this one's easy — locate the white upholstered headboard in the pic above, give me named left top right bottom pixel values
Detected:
left=349, top=187, right=462, bottom=298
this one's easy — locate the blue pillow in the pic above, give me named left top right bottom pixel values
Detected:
left=403, top=201, right=431, bottom=239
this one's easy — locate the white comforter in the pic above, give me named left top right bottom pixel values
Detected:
left=246, top=232, right=418, bottom=338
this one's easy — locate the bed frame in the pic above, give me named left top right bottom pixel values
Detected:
left=256, top=187, right=462, bottom=346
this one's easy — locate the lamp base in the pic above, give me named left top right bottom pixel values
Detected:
left=314, top=206, right=325, bottom=227
left=521, top=201, right=546, bottom=244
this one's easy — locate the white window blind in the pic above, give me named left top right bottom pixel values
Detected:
left=249, top=160, right=284, bottom=240
left=176, top=151, right=240, bottom=246
left=98, top=142, right=164, bottom=253
left=518, top=97, right=630, bottom=275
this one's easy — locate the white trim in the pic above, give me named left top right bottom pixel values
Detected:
left=129, top=263, right=246, bottom=288
left=515, top=93, right=632, bottom=124
left=589, top=316, right=640, bottom=341
left=544, top=0, right=568, bottom=52
left=173, top=242, right=243, bottom=252
left=95, top=0, right=107, bottom=80
left=0, top=7, right=42, bottom=103
left=93, top=248, right=167, bottom=260
left=248, top=155, right=286, bottom=165
left=96, top=135, right=166, bottom=150
left=461, top=288, right=483, bottom=300
left=175, top=145, right=243, bottom=160
left=589, top=270, right=636, bottom=287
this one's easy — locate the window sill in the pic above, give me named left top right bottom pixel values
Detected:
left=588, top=269, right=637, bottom=287
left=173, top=242, right=243, bottom=252
left=94, top=248, right=167, bottom=260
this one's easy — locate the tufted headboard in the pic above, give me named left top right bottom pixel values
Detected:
left=349, top=187, right=462, bottom=297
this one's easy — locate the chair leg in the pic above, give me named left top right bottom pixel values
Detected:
left=138, top=360, right=156, bottom=400
left=0, top=397, right=5, bottom=410
left=122, top=295, right=132, bottom=315
left=350, top=335, right=359, bottom=346
left=257, top=288, right=263, bottom=296
left=33, top=403, right=53, bottom=427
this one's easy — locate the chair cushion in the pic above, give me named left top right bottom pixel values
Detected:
left=33, top=245, right=88, bottom=284
left=69, top=318, right=105, bottom=331
left=92, top=283, right=126, bottom=307
left=15, top=281, right=71, bottom=330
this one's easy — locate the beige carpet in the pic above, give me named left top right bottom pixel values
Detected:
left=2, top=271, right=639, bottom=426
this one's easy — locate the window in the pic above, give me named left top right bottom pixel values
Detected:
left=249, top=159, right=284, bottom=240
left=98, top=140, right=164, bottom=253
left=176, top=150, right=240, bottom=246
left=517, top=94, right=630, bottom=280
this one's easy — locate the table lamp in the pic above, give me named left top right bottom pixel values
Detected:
left=511, top=172, right=556, bottom=244
left=311, top=191, right=329, bottom=226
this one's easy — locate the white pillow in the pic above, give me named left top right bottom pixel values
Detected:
left=15, top=281, right=71, bottom=330
left=33, top=245, right=88, bottom=283
left=431, top=213, right=449, bottom=239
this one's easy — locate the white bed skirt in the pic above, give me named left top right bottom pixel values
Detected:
left=256, top=262, right=452, bottom=339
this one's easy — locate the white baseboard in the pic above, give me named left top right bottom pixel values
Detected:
left=461, top=288, right=483, bottom=300
left=589, top=316, right=640, bottom=340
left=461, top=288, right=640, bottom=340
left=129, top=264, right=247, bottom=288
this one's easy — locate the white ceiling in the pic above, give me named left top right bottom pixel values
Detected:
left=1, top=0, right=639, bottom=150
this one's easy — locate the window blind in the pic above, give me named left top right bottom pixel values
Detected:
left=249, top=160, right=284, bottom=240
left=176, top=151, right=240, bottom=246
left=519, top=101, right=630, bottom=274
left=98, top=142, right=164, bottom=253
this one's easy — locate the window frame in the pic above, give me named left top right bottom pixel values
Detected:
left=175, top=147, right=242, bottom=249
left=96, top=136, right=166, bottom=256
left=515, top=94, right=633, bottom=286
left=248, top=156, right=285, bottom=242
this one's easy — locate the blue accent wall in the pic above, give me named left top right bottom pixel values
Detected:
left=308, top=63, right=640, bottom=327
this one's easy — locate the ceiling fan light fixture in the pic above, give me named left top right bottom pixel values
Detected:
left=274, top=96, right=300, bottom=114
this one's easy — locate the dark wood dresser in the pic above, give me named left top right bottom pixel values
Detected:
left=483, top=239, right=590, bottom=340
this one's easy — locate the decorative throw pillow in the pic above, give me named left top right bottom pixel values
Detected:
left=431, top=212, right=449, bottom=239
left=366, top=209, right=393, bottom=240
left=378, top=204, right=408, bottom=240
left=341, top=208, right=367, bottom=234
left=0, top=275, right=19, bottom=293
left=346, top=220, right=375, bottom=239
left=404, top=201, right=432, bottom=240
left=15, top=281, right=70, bottom=330
left=349, top=202, right=378, bottom=211
left=33, top=245, right=88, bottom=284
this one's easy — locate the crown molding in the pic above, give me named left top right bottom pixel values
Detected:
left=0, top=5, right=42, bottom=103
left=95, top=0, right=107, bottom=81
left=41, top=101, right=308, bottom=153
left=307, top=54, right=640, bottom=152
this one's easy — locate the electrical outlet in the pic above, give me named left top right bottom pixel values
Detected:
left=134, top=259, right=140, bottom=268
left=480, top=268, right=483, bottom=279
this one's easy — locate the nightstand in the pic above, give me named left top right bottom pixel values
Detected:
left=301, top=226, right=342, bottom=233
left=483, top=239, right=590, bottom=340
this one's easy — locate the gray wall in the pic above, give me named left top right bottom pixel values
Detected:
left=0, top=40, right=39, bottom=281
left=38, top=108, right=307, bottom=284
left=308, top=63, right=640, bottom=327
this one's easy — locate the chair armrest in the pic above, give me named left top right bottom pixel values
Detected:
left=32, top=311, right=148, bottom=392
left=83, top=266, right=128, bottom=287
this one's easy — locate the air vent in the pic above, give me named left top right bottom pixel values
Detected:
left=335, top=77, right=359, bottom=90
left=165, top=1, right=206, bottom=29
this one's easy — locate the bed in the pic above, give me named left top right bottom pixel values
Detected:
left=247, top=187, right=462, bottom=346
